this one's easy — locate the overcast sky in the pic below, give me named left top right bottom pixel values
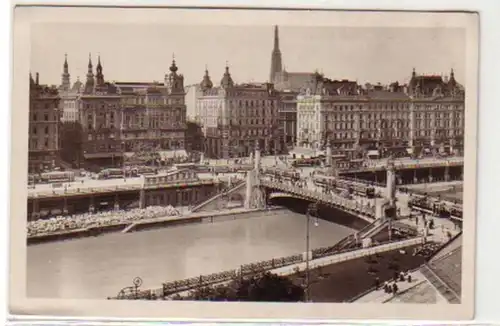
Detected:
left=30, top=23, right=465, bottom=87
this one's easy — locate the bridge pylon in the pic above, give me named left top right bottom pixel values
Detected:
left=244, top=144, right=266, bottom=210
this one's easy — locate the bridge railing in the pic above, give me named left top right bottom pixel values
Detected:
left=339, top=158, right=464, bottom=173
left=28, top=184, right=141, bottom=199
left=337, top=176, right=385, bottom=188
left=28, top=180, right=217, bottom=199
left=260, top=180, right=376, bottom=218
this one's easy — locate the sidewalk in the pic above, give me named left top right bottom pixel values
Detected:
left=354, top=270, right=427, bottom=303
left=271, top=236, right=431, bottom=277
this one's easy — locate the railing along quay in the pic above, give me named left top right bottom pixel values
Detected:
left=260, top=180, right=376, bottom=218
left=28, top=180, right=217, bottom=199
left=108, top=231, right=424, bottom=300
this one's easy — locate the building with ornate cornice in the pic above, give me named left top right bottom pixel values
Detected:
left=195, top=65, right=283, bottom=159
left=57, top=54, right=187, bottom=167
left=28, top=72, right=62, bottom=172
left=115, top=58, right=187, bottom=160
left=296, top=69, right=465, bottom=159
left=76, top=54, right=123, bottom=167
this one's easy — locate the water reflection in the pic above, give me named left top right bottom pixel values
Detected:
left=27, top=209, right=354, bottom=299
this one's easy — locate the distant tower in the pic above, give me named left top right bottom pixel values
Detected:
left=220, top=63, right=234, bottom=89
left=200, top=65, right=213, bottom=91
left=269, top=25, right=283, bottom=84
left=60, top=53, right=71, bottom=91
left=84, top=53, right=95, bottom=94
left=95, top=54, right=105, bottom=87
left=165, top=54, right=185, bottom=94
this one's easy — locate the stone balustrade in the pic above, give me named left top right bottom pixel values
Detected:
left=260, top=179, right=376, bottom=218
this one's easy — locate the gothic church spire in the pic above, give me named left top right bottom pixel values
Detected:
left=269, top=25, right=283, bottom=84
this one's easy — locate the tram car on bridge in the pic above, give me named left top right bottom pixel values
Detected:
left=408, top=195, right=463, bottom=221
left=97, top=168, right=125, bottom=180
left=449, top=205, right=463, bottom=221
left=131, top=166, right=158, bottom=176
left=312, top=175, right=376, bottom=198
left=263, top=168, right=301, bottom=182
left=39, top=171, right=75, bottom=184
left=291, top=157, right=322, bottom=167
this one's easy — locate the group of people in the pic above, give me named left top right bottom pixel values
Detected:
left=27, top=206, right=180, bottom=237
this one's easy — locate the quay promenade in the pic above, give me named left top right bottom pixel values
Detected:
left=114, top=235, right=432, bottom=300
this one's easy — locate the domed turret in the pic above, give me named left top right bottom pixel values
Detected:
left=165, top=54, right=184, bottom=94
left=220, top=63, right=234, bottom=89
left=200, top=65, right=213, bottom=91
left=170, top=58, right=178, bottom=73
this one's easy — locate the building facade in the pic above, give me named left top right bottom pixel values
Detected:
left=57, top=55, right=187, bottom=168
left=278, top=91, right=299, bottom=146
left=269, top=25, right=315, bottom=148
left=115, top=59, right=187, bottom=160
left=296, top=69, right=465, bottom=158
left=28, top=73, right=62, bottom=173
left=58, top=54, right=83, bottom=122
left=195, top=66, right=283, bottom=159
left=78, top=55, right=123, bottom=167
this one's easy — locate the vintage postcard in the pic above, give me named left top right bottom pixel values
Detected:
left=10, top=5, right=478, bottom=321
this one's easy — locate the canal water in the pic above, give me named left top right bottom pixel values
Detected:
left=27, top=209, right=355, bottom=299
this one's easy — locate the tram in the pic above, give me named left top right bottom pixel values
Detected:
left=39, top=171, right=75, bottom=183
left=408, top=195, right=463, bottom=220
left=313, top=174, right=376, bottom=198
left=97, top=168, right=124, bottom=180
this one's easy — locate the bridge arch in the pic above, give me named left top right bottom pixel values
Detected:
left=268, top=196, right=371, bottom=231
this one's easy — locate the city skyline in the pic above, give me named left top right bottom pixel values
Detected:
left=30, top=23, right=466, bottom=87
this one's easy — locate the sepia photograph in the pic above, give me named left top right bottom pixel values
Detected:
left=9, top=6, right=478, bottom=321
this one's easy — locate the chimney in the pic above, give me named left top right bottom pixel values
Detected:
left=35, top=72, right=39, bottom=85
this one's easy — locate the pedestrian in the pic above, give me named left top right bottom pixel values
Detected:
left=393, top=271, right=399, bottom=282
left=392, top=283, right=398, bottom=295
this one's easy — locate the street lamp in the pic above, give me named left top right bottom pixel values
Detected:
left=305, top=202, right=319, bottom=302
left=114, top=276, right=143, bottom=300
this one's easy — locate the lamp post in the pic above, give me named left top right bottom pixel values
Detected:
left=114, top=276, right=143, bottom=300
left=305, top=202, right=319, bottom=302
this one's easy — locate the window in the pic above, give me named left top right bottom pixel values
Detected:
left=45, top=126, right=49, bottom=134
left=33, top=113, right=37, bottom=121
left=33, top=127, right=37, bottom=135
left=44, top=113, right=49, bottom=121
left=44, top=139, right=49, bottom=148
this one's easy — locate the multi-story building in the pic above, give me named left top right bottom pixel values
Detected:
left=195, top=65, right=282, bottom=159
left=184, top=84, right=199, bottom=120
left=58, top=54, right=83, bottom=122
left=296, top=69, right=465, bottom=158
left=77, top=54, right=123, bottom=167
left=278, top=91, right=299, bottom=146
left=28, top=72, right=62, bottom=172
left=269, top=25, right=315, bottom=147
left=57, top=55, right=187, bottom=167
left=115, top=59, right=187, bottom=158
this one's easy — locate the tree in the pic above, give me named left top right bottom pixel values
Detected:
left=183, top=272, right=304, bottom=302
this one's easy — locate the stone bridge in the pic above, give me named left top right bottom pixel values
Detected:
left=260, top=180, right=375, bottom=222
left=338, top=157, right=464, bottom=185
